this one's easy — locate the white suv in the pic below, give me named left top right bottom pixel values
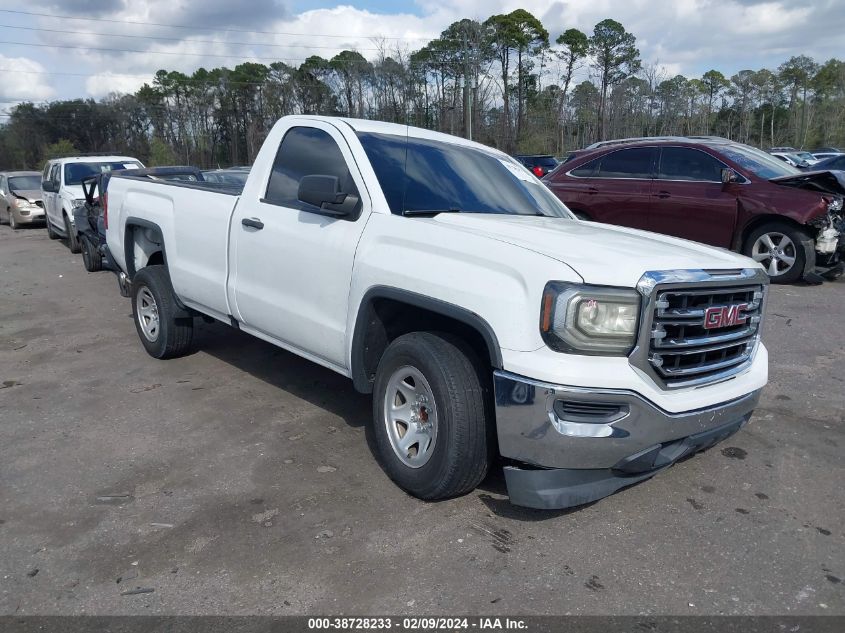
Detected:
left=41, top=155, right=143, bottom=252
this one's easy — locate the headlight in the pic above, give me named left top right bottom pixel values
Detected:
left=829, top=197, right=843, bottom=212
left=71, top=199, right=86, bottom=209
left=540, top=282, right=640, bottom=355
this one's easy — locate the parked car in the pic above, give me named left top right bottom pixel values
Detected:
left=794, top=151, right=820, bottom=166
left=202, top=168, right=250, bottom=186
left=545, top=136, right=844, bottom=283
left=813, top=150, right=844, bottom=161
left=0, top=171, right=45, bottom=229
left=769, top=151, right=810, bottom=169
left=814, top=154, right=845, bottom=171
left=41, top=155, right=143, bottom=253
left=104, top=116, right=769, bottom=510
left=514, top=154, right=559, bottom=178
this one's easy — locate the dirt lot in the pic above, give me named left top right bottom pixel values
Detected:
left=0, top=224, right=843, bottom=616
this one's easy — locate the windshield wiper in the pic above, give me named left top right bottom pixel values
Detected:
left=402, top=208, right=462, bottom=216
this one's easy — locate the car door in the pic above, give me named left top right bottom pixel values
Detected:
left=230, top=122, right=371, bottom=369
left=649, top=147, right=738, bottom=248
left=46, top=163, right=61, bottom=225
left=562, top=147, right=656, bottom=230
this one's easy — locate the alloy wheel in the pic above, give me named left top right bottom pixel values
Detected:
left=136, top=286, right=160, bottom=342
left=751, top=232, right=797, bottom=277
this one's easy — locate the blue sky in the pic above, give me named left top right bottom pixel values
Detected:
left=1, top=0, right=843, bottom=111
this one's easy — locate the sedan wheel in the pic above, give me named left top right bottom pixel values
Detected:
left=751, top=232, right=797, bottom=278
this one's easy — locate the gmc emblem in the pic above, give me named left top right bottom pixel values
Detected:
left=703, top=304, right=748, bottom=330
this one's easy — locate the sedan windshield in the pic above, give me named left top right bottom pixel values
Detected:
left=9, top=175, right=41, bottom=190
left=64, top=161, right=142, bottom=185
left=357, top=132, right=571, bottom=217
left=718, top=143, right=799, bottom=179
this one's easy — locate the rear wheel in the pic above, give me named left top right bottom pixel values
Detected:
left=64, top=214, right=81, bottom=253
left=743, top=222, right=809, bottom=284
left=46, top=216, right=60, bottom=239
left=131, top=265, right=193, bottom=359
left=372, top=332, right=491, bottom=501
left=81, top=236, right=102, bottom=272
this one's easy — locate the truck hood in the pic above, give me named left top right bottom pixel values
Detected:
left=431, top=214, right=757, bottom=287
left=770, top=170, right=845, bottom=196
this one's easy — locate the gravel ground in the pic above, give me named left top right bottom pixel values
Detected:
left=0, top=224, right=842, bottom=616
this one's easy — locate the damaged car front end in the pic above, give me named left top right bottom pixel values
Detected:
left=771, top=170, right=845, bottom=280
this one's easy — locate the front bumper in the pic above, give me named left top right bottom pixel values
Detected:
left=11, top=206, right=45, bottom=225
left=494, top=370, right=760, bottom=509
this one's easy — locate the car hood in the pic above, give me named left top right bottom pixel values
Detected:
left=11, top=189, right=42, bottom=203
left=431, top=214, right=758, bottom=287
left=770, top=170, right=845, bottom=195
left=60, top=185, right=85, bottom=200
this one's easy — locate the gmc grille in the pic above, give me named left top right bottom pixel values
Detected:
left=648, top=285, right=764, bottom=387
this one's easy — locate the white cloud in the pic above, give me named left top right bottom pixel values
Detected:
left=85, top=72, right=151, bottom=98
left=0, top=54, right=54, bottom=102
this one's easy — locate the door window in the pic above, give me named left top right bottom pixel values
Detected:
left=597, top=147, right=656, bottom=179
left=50, top=163, right=60, bottom=186
left=658, top=147, right=724, bottom=182
left=264, top=126, right=359, bottom=212
left=569, top=157, right=600, bottom=177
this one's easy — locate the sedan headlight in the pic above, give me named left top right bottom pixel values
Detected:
left=540, top=282, right=640, bottom=355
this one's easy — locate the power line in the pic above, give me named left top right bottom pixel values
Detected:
left=0, top=40, right=455, bottom=67
left=0, top=24, right=384, bottom=52
left=0, top=8, right=436, bottom=41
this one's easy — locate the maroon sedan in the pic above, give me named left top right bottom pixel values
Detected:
left=545, top=137, right=844, bottom=283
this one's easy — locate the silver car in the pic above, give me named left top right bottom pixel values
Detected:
left=0, top=171, right=45, bottom=229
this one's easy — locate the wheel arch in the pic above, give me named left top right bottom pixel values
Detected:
left=123, top=217, right=167, bottom=278
left=350, top=286, right=503, bottom=394
left=735, top=214, right=810, bottom=252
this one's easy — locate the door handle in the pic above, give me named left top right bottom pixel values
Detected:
left=654, top=191, right=671, bottom=199
left=241, top=217, right=264, bottom=230
left=587, top=187, right=599, bottom=195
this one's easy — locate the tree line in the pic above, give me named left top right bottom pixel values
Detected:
left=1, top=10, right=843, bottom=170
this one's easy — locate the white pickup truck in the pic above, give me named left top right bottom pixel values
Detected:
left=105, top=116, right=769, bottom=509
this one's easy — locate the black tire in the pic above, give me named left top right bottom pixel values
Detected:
left=81, top=236, right=102, bottom=272
left=742, top=221, right=810, bottom=284
left=372, top=331, right=491, bottom=501
left=9, top=212, right=19, bottom=230
left=46, top=216, right=60, bottom=239
left=131, top=265, right=193, bottom=359
left=64, top=214, right=81, bottom=253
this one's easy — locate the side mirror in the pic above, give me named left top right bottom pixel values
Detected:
left=721, top=168, right=739, bottom=185
left=297, top=174, right=359, bottom=219
left=42, top=180, right=57, bottom=193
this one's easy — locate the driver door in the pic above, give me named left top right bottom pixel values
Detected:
left=229, top=122, right=371, bottom=369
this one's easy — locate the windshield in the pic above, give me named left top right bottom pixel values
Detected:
left=718, top=143, right=799, bottom=179
left=357, top=132, right=571, bottom=217
left=9, top=175, right=41, bottom=191
left=64, top=161, right=142, bottom=186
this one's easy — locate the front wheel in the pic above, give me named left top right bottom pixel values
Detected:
left=64, top=214, right=81, bottom=253
left=743, top=222, right=809, bottom=284
left=131, top=265, right=193, bottom=359
left=81, top=236, right=102, bottom=272
left=372, top=332, right=491, bottom=501
left=9, top=212, right=19, bottom=230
